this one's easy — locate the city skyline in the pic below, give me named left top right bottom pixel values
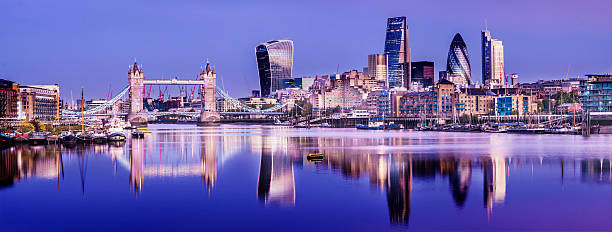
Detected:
left=1, top=0, right=611, bottom=99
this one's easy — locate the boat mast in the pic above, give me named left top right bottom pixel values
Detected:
left=81, top=87, right=85, bottom=133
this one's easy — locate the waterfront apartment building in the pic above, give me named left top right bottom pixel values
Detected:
left=396, top=79, right=455, bottom=118
left=384, top=17, right=411, bottom=89
left=481, top=30, right=505, bottom=87
left=579, top=74, right=612, bottom=112
left=454, top=88, right=497, bottom=117
left=0, top=79, right=19, bottom=120
left=446, top=33, right=472, bottom=86
left=19, top=85, right=60, bottom=121
left=495, top=95, right=533, bottom=116
left=411, top=61, right=435, bottom=90
left=368, top=54, right=388, bottom=84
left=255, top=40, right=294, bottom=96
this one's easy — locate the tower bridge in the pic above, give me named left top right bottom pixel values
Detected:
left=61, top=59, right=288, bottom=123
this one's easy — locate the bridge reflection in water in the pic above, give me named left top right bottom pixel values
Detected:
left=2, top=126, right=612, bottom=226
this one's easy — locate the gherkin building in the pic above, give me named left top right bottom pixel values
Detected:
left=446, top=33, right=471, bottom=86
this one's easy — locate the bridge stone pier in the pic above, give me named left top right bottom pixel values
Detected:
left=126, top=59, right=220, bottom=126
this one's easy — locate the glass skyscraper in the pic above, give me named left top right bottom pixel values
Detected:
left=446, top=33, right=471, bottom=86
left=384, top=17, right=410, bottom=89
left=481, top=30, right=492, bottom=85
left=255, top=40, right=294, bottom=96
left=481, top=30, right=504, bottom=87
left=411, top=61, right=434, bottom=89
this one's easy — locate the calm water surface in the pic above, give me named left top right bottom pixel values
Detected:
left=2, top=125, right=612, bottom=231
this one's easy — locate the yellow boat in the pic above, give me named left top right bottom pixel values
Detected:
left=307, top=153, right=325, bottom=160
left=138, top=128, right=152, bottom=134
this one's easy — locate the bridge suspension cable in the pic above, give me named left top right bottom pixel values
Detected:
left=62, top=85, right=131, bottom=116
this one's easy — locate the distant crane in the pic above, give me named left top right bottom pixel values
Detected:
left=146, top=85, right=152, bottom=98
left=190, top=75, right=198, bottom=99
left=158, top=86, right=162, bottom=101
left=105, top=82, right=112, bottom=101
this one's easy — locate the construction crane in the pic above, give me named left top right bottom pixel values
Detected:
left=105, top=82, right=112, bottom=101
left=158, top=86, right=162, bottom=101
left=190, top=75, right=198, bottom=99
left=146, top=85, right=152, bottom=98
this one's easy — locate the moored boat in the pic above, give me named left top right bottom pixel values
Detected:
left=107, top=117, right=127, bottom=133
left=77, top=134, right=93, bottom=143
left=132, top=131, right=144, bottom=138
left=138, top=128, right=152, bottom=134
left=14, top=133, right=29, bottom=143
left=0, top=133, right=14, bottom=144
left=29, top=133, right=48, bottom=145
left=61, top=135, right=78, bottom=144
left=47, top=135, right=60, bottom=144
left=93, top=133, right=108, bottom=144
left=356, top=121, right=384, bottom=130
left=384, top=123, right=402, bottom=130
left=108, top=132, right=126, bottom=142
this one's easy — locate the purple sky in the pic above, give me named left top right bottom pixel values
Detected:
left=1, top=0, right=611, bottom=100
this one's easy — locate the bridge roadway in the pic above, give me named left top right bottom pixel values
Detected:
left=63, top=111, right=283, bottom=117
left=142, top=78, right=206, bottom=85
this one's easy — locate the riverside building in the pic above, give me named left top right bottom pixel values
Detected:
left=454, top=88, right=497, bottom=117
left=18, top=85, right=61, bottom=121
left=0, top=79, right=19, bottom=120
left=579, top=74, right=612, bottom=112
left=396, top=79, right=455, bottom=118
left=495, top=95, right=533, bottom=116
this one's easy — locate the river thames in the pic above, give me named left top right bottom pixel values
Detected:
left=2, top=125, right=612, bottom=231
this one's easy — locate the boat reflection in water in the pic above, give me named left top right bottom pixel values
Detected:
left=3, top=125, right=612, bottom=230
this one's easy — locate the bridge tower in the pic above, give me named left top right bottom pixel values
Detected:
left=199, top=60, right=220, bottom=125
left=127, top=59, right=148, bottom=126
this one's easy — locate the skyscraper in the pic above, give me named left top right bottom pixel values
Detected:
left=411, top=61, right=434, bottom=89
left=384, top=17, right=410, bottom=89
left=446, top=33, right=471, bottom=86
left=481, top=30, right=492, bottom=85
left=368, top=54, right=388, bottom=83
left=255, top=40, right=294, bottom=96
left=481, top=30, right=504, bottom=87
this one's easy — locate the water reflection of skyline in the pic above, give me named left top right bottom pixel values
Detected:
left=3, top=126, right=612, bottom=226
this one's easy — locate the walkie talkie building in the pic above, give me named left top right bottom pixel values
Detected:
left=255, top=40, right=294, bottom=97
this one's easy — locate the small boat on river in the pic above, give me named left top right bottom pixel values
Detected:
left=108, top=133, right=126, bottom=142
left=307, top=153, right=325, bottom=161
left=29, top=133, right=48, bottom=145
left=356, top=121, right=384, bottom=130
left=0, top=133, right=14, bottom=144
